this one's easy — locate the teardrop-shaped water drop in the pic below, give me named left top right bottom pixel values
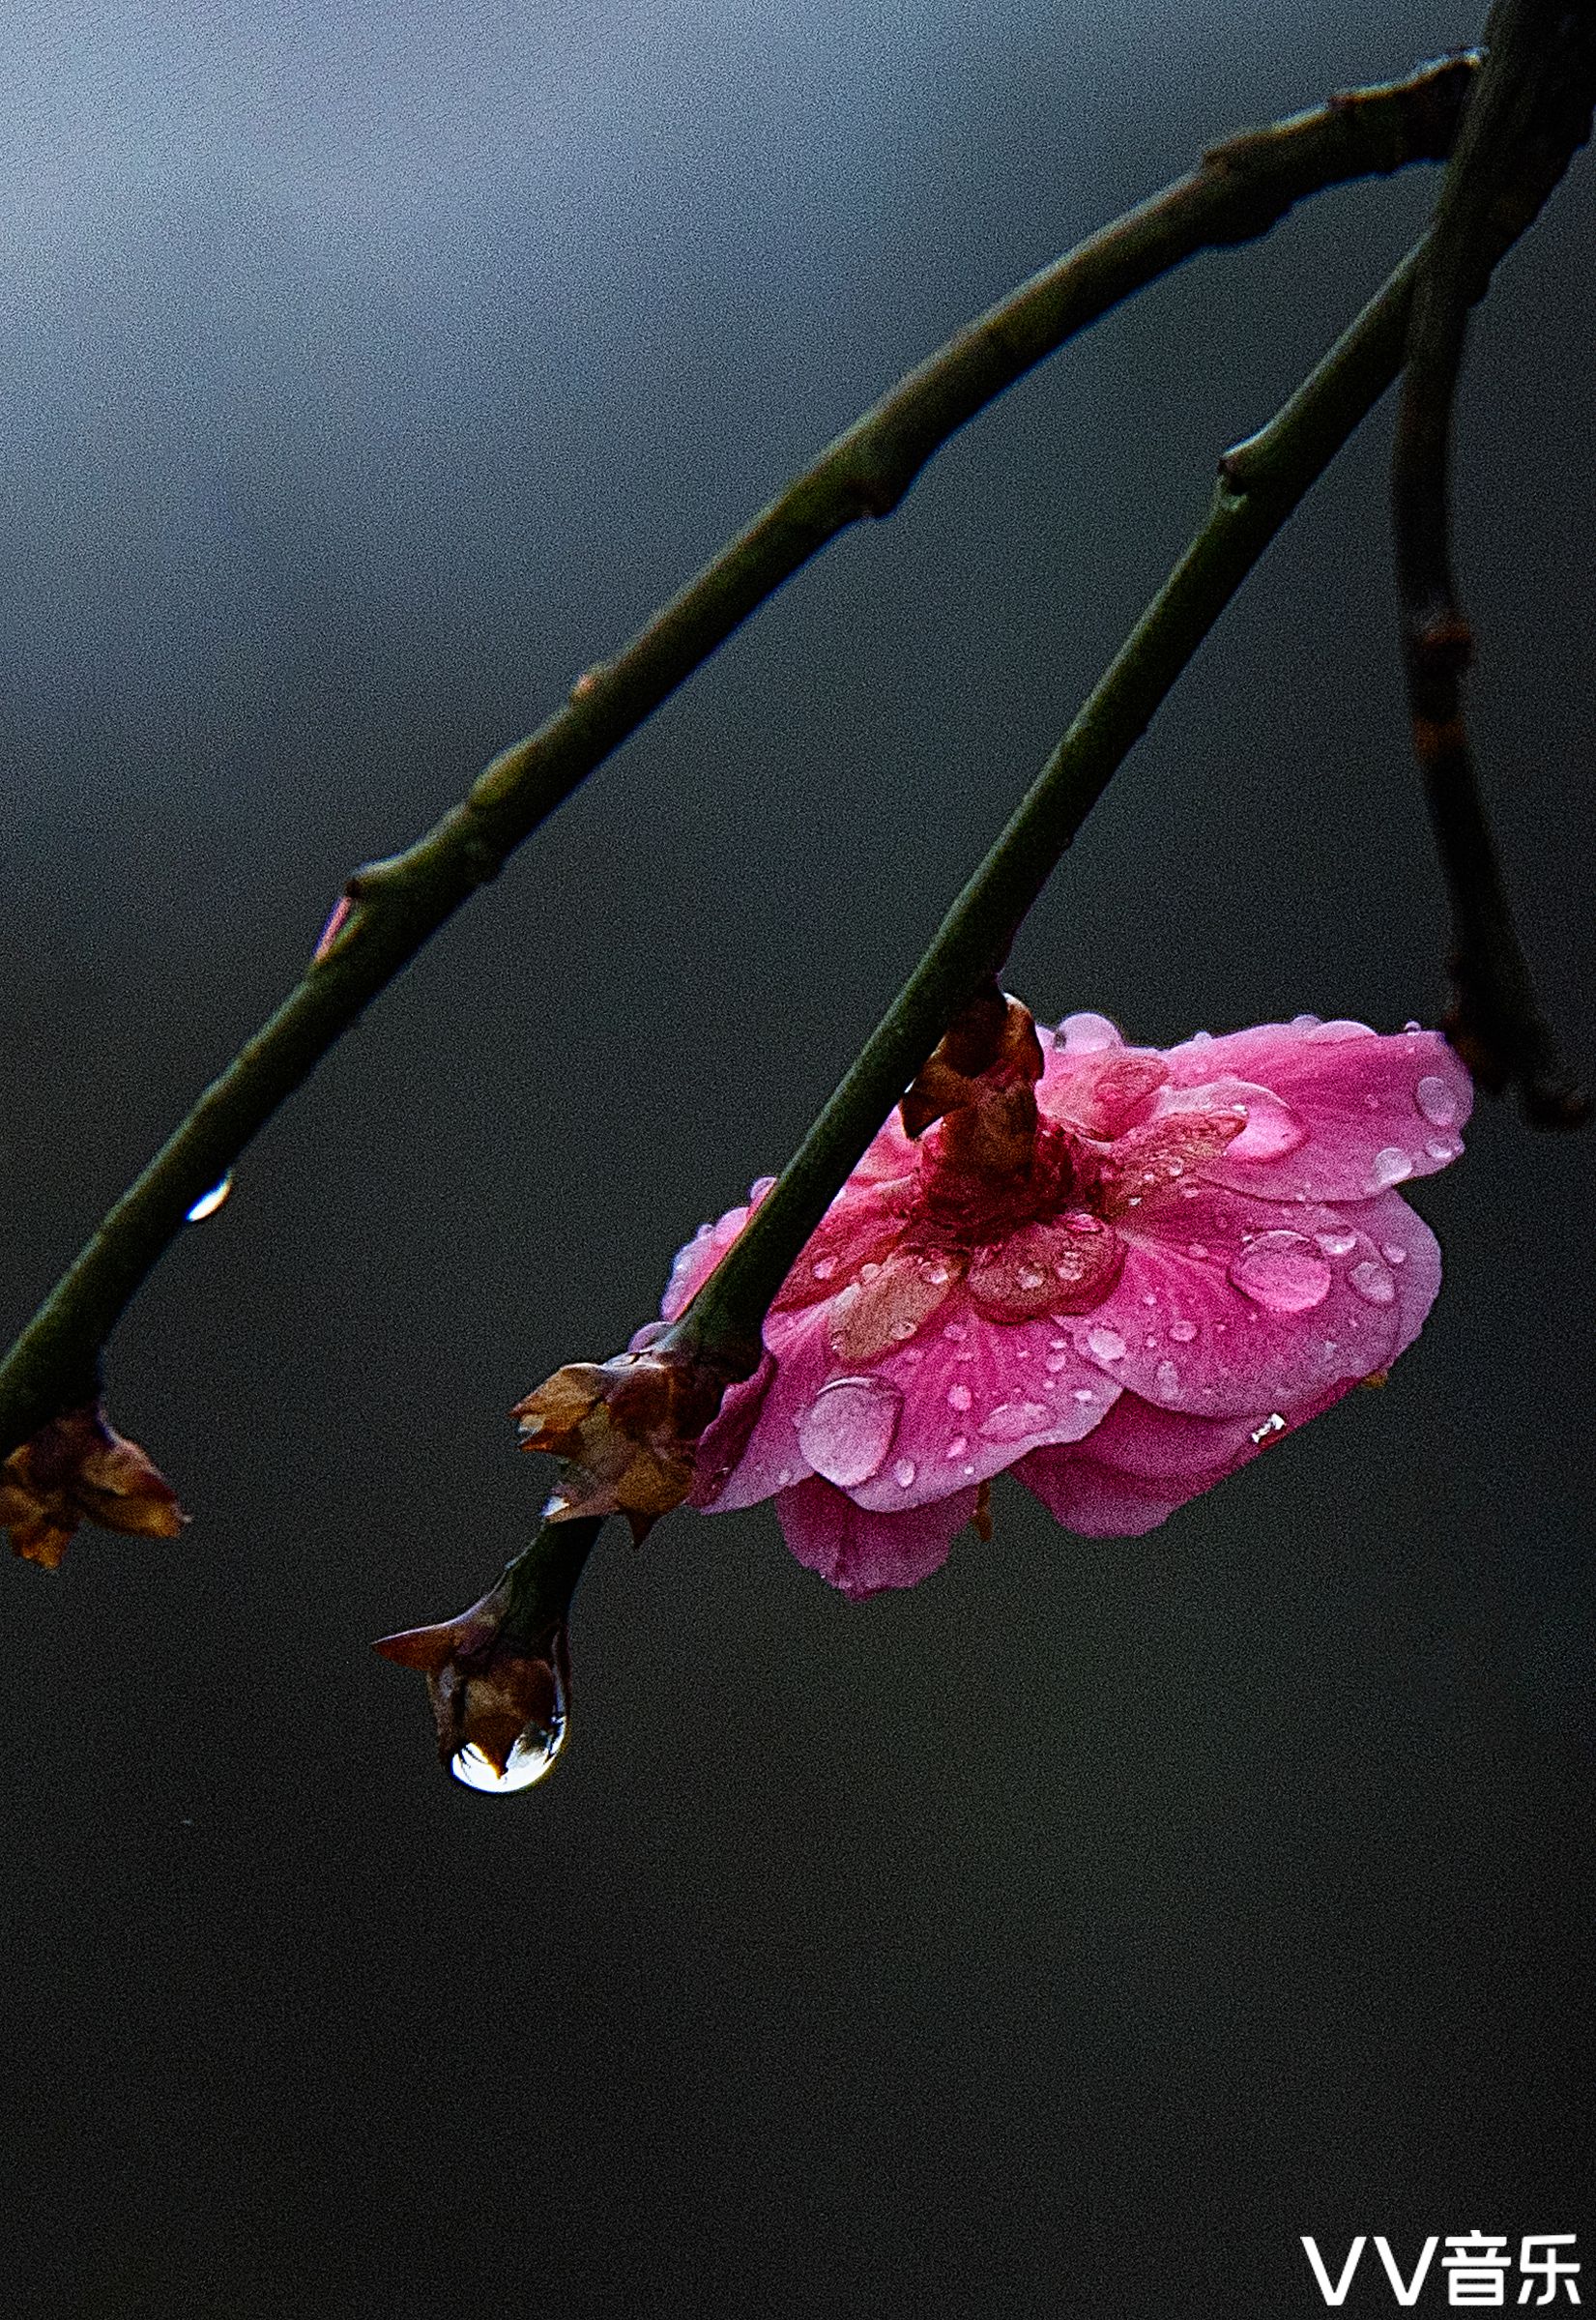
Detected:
left=1414, top=1074, right=1460, bottom=1127
left=186, top=1175, right=233, bottom=1224
left=797, top=1375, right=903, bottom=1486
left=450, top=1672, right=567, bottom=1795
left=1369, top=1146, right=1414, bottom=1190
left=1348, top=1257, right=1397, bottom=1306
left=1227, top=1231, right=1332, bottom=1315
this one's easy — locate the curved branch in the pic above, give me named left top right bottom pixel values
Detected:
left=0, top=55, right=1479, bottom=1458
left=667, top=237, right=1438, bottom=1371
left=1393, top=0, right=1596, bottom=1124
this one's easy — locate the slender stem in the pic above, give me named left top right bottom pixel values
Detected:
left=668, top=235, right=1438, bottom=1370
left=0, top=58, right=1478, bottom=1461
left=1392, top=0, right=1595, bottom=1125
left=500, top=1512, right=603, bottom=1649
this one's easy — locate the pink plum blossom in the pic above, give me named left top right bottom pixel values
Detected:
left=659, top=1000, right=1471, bottom=1599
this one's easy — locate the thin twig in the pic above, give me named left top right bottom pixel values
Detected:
left=1393, top=0, right=1596, bottom=1124
left=0, top=59, right=1479, bottom=1461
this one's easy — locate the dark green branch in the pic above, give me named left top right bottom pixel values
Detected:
left=666, top=232, right=1449, bottom=1371
left=1392, top=0, right=1595, bottom=1126
left=0, top=56, right=1478, bottom=1460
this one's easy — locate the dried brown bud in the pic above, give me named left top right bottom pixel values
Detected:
left=373, top=1575, right=568, bottom=1789
left=511, top=1343, right=730, bottom=1544
left=1, top=1401, right=189, bottom=1570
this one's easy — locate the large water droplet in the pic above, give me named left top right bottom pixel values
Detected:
left=1316, top=1229, right=1358, bottom=1259
left=1059, top=1011, right=1120, bottom=1053
left=450, top=1682, right=567, bottom=1795
left=1086, top=1323, right=1126, bottom=1361
left=979, top=1400, right=1050, bottom=1441
left=186, top=1175, right=233, bottom=1224
left=892, top=1458, right=917, bottom=1489
left=1414, top=1074, right=1460, bottom=1127
left=1348, top=1258, right=1396, bottom=1306
left=1369, top=1146, right=1414, bottom=1189
left=798, top=1376, right=903, bottom=1486
left=1425, top=1136, right=1462, bottom=1164
left=811, top=1254, right=837, bottom=1281
left=1380, top=1242, right=1407, bottom=1265
left=1227, top=1231, right=1332, bottom=1315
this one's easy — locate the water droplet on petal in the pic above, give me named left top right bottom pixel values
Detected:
left=892, top=1458, right=917, bottom=1489
left=797, top=1376, right=904, bottom=1487
left=1154, top=1358, right=1181, bottom=1398
left=1369, top=1146, right=1414, bottom=1189
left=1072, top=1387, right=1096, bottom=1405
left=944, top=1434, right=970, bottom=1461
left=812, top=1255, right=837, bottom=1281
left=1349, top=1258, right=1396, bottom=1306
left=943, top=1320, right=968, bottom=1343
left=1086, top=1324, right=1126, bottom=1361
left=1425, top=1136, right=1461, bottom=1163
left=1227, top=1231, right=1332, bottom=1315
left=1291, top=1013, right=1320, bottom=1031
left=1016, top=1262, right=1046, bottom=1290
left=186, top=1175, right=233, bottom=1224
left=1316, top=1229, right=1358, bottom=1258
left=1059, top=1011, right=1120, bottom=1053
left=1187, top=1242, right=1208, bottom=1261
left=1306, top=1019, right=1377, bottom=1042
left=923, top=1258, right=951, bottom=1287
left=859, top=1262, right=881, bottom=1281
left=1169, top=1319, right=1198, bottom=1344
left=947, top=1381, right=972, bottom=1413
left=979, top=1400, right=1050, bottom=1441
left=1044, top=1348, right=1072, bottom=1373
left=1381, top=1242, right=1407, bottom=1265
left=1414, top=1074, right=1460, bottom=1127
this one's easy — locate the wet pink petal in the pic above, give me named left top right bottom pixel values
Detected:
left=775, top=1476, right=980, bottom=1598
left=1017, top=1377, right=1351, bottom=1536
left=1161, top=1020, right=1472, bottom=1202
left=1060, top=1185, right=1406, bottom=1416
left=1016, top=1445, right=1225, bottom=1537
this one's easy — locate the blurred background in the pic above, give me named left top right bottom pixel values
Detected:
left=2, top=2, right=1592, bottom=2313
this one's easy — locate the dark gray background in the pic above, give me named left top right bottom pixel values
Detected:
left=2, top=3, right=1592, bottom=2315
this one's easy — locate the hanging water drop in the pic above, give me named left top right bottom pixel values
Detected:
left=186, top=1175, right=233, bottom=1224
left=450, top=1667, right=567, bottom=1795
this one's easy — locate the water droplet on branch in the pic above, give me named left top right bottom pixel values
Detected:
left=186, top=1175, right=233, bottom=1224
